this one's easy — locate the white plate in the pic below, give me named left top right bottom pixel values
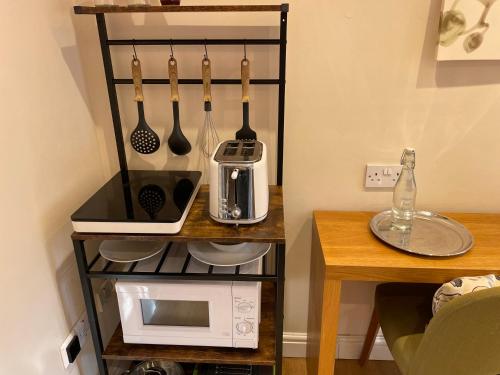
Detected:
left=209, top=242, right=247, bottom=252
left=99, top=240, right=167, bottom=263
left=187, top=242, right=271, bottom=267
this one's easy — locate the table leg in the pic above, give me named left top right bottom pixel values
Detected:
left=306, top=225, right=342, bottom=374
left=359, top=308, right=379, bottom=366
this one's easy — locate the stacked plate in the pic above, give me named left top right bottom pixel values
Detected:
left=187, top=242, right=271, bottom=267
left=99, top=240, right=168, bottom=263
left=98, top=240, right=271, bottom=267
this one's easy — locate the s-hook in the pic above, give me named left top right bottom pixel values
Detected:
left=170, top=39, right=174, bottom=58
left=204, top=39, right=209, bottom=59
left=132, top=39, right=138, bottom=60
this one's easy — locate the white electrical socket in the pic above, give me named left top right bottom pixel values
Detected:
left=60, top=311, right=90, bottom=369
left=365, top=164, right=402, bottom=188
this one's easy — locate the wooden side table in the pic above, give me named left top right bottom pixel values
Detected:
left=306, top=211, right=500, bottom=374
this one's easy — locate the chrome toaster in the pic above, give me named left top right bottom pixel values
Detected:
left=209, top=140, right=269, bottom=224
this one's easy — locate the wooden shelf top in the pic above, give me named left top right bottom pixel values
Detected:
left=313, top=211, right=500, bottom=283
left=72, top=185, right=285, bottom=243
left=103, top=282, right=276, bottom=365
left=74, top=4, right=287, bottom=14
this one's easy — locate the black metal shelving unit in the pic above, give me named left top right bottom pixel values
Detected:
left=72, top=4, right=288, bottom=375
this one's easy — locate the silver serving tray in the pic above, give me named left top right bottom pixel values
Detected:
left=370, top=210, right=474, bottom=257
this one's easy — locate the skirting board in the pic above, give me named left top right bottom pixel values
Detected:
left=283, top=332, right=393, bottom=360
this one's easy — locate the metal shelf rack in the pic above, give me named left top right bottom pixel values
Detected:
left=72, top=4, right=288, bottom=375
left=85, top=241, right=277, bottom=282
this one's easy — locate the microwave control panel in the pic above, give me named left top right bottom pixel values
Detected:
left=233, top=295, right=258, bottom=347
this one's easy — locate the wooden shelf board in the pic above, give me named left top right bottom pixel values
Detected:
left=74, top=4, right=284, bottom=14
left=103, top=282, right=276, bottom=365
left=72, top=185, right=285, bottom=243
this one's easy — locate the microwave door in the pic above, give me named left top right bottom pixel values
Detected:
left=141, top=299, right=210, bottom=327
left=117, top=281, right=234, bottom=347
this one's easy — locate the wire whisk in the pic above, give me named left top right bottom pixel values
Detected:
left=200, top=105, right=219, bottom=158
left=200, top=45, right=219, bottom=162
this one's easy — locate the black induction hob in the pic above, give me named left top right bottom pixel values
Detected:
left=71, top=170, right=202, bottom=234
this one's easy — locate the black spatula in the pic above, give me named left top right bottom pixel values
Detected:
left=130, top=57, right=160, bottom=154
left=235, top=57, right=257, bottom=140
left=167, top=57, right=191, bottom=155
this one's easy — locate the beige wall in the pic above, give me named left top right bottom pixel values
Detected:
left=77, top=0, right=500, bottom=342
left=79, top=0, right=500, bottom=340
left=284, top=0, right=500, bottom=336
left=0, top=1, right=108, bottom=374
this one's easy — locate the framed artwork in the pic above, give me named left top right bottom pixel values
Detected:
left=438, top=0, right=500, bottom=60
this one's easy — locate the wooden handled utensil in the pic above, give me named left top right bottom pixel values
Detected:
left=200, top=56, right=219, bottom=159
left=167, top=56, right=191, bottom=155
left=202, top=57, right=212, bottom=106
left=130, top=57, right=160, bottom=154
left=235, top=57, right=257, bottom=140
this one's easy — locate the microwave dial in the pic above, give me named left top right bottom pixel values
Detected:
left=236, top=321, right=253, bottom=335
left=237, top=302, right=253, bottom=313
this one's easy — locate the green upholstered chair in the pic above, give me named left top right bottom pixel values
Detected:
left=360, top=282, right=500, bottom=375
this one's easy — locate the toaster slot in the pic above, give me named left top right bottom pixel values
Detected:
left=214, top=140, right=263, bottom=163
left=241, top=147, right=254, bottom=157
left=224, top=147, right=238, bottom=156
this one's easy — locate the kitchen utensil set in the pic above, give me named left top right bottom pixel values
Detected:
left=167, top=53, right=191, bottom=155
left=235, top=56, right=257, bottom=141
left=129, top=44, right=256, bottom=157
left=200, top=53, right=219, bottom=159
left=130, top=56, right=161, bottom=155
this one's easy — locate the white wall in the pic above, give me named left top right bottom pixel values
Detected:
left=283, top=0, right=500, bottom=353
left=79, top=0, right=500, bottom=341
left=0, top=1, right=109, bottom=374
left=74, top=0, right=500, bottom=359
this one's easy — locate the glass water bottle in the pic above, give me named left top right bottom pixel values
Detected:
left=392, top=148, right=417, bottom=231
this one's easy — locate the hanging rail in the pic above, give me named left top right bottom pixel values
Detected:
left=113, top=78, right=279, bottom=85
left=107, top=38, right=281, bottom=46
left=110, top=38, right=282, bottom=86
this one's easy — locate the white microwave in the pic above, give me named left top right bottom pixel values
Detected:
left=115, top=258, right=262, bottom=349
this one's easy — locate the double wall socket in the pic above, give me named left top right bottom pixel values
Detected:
left=365, top=164, right=402, bottom=188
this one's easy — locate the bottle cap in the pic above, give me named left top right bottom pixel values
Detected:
left=400, top=148, right=415, bottom=168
